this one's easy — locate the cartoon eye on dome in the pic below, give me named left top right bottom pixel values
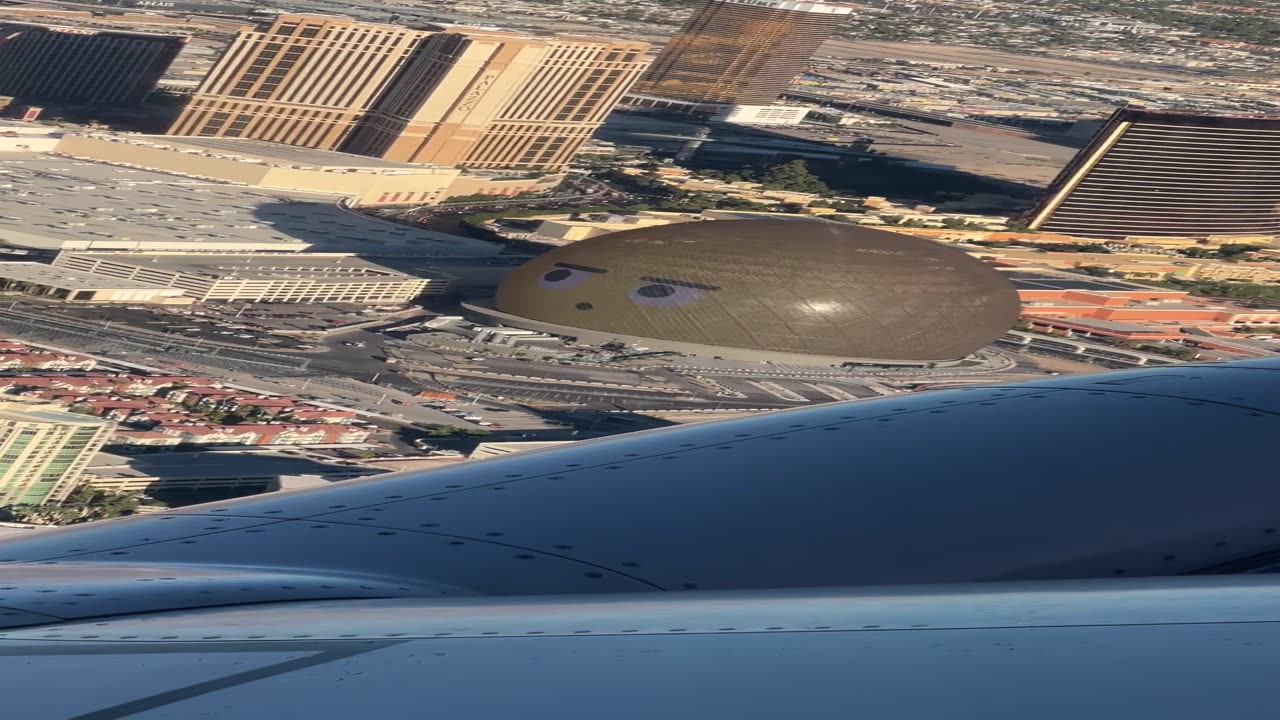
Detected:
left=538, top=264, right=599, bottom=290
left=628, top=279, right=710, bottom=307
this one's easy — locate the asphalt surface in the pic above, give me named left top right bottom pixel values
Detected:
left=0, top=306, right=313, bottom=376
left=393, top=343, right=891, bottom=409
left=0, top=298, right=1069, bottom=441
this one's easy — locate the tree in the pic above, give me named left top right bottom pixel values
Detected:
left=1070, top=265, right=1115, bottom=277
left=758, top=160, right=829, bottom=194
left=1150, top=279, right=1280, bottom=306
left=1218, top=243, right=1263, bottom=258
left=2, top=485, right=140, bottom=526
left=650, top=193, right=722, bottom=212
left=940, top=217, right=989, bottom=230
left=713, top=196, right=769, bottom=210
left=1131, top=343, right=1200, bottom=361
left=426, top=426, right=491, bottom=437
left=699, top=166, right=757, bottom=184
left=599, top=169, right=677, bottom=198
left=1180, top=247, right=1215, bottom=259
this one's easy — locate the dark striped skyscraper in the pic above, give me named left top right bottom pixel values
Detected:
left=1026, top=108, right=1280, bottom=241
left=628, top=0, right=852, bottom=109
left=0, top=23, right=185, bottom=107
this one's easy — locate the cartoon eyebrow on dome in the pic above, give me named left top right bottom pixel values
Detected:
left=555, top=262, right=608, bottom=274
left=641, top=276, right=721, bottom=291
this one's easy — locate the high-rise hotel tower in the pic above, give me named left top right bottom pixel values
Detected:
left=169, top=16, right=648, bottom=170
left=628, top=0, right=851, bottom=110
left=0, top=23, right=185, bottom=107
left=167, top=15, right=430, bottom=151
left=0, top=399, right=113, bottom=506
left=342, top=30, right=649, bottom=170
left=1026, top=108, right=1280, bottom=241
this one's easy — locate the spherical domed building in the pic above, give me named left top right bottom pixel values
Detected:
left=478, top=219, right=1020, bottom=364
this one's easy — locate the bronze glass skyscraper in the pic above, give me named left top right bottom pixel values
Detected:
left=0, top=23, right=185, bottom=107
left=1027, top=108, right=1280, bottom=241
left=629, top=0, right=851, bottom=107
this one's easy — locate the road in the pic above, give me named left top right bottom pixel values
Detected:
left=0, top=301, right=736, bottom=423
left=0, top=298, right=1066, bottom=438
left=818, top=39, right=1202, bottom=81
left=392, top=346, right=891, bottom=409
left=0, top=304, right=563, bottom=432
left=391, top=331, right=1049, bottom=409
left=0, top=306, right=313, bottom=376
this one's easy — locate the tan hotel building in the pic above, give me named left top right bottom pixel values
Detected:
left=168, top=15, right=431, bottom=150
left=170, top=16, right=648, bottom=170
left=341, top=31, right=650, bottom=170
left=0, top=399, right=113, bottom=506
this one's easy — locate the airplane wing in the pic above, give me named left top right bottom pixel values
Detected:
left=4, top=577, right=1280, bottom=719
left=0, top=358, right=1276, bottom=718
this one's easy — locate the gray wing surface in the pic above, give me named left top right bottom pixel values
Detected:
left=0, top=359, right=1277, bottom=717
left=3, top=578, right=1280, bottom=719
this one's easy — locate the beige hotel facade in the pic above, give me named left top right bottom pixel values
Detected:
left=169, top=16, right=649, bottom=171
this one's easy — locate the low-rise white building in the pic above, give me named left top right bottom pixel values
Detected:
left=52, top=252, right=451, bottom=304
left=712, top=104, right=810, bottom=126
left=0, top=262, right=193, bottom=304
left=469, top=441, right=575, bottom=460
left=0, top=121, right=62, bottom=153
